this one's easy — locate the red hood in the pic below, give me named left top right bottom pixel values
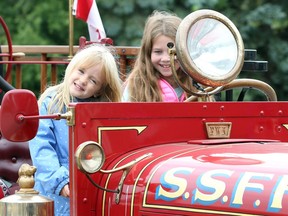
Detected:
left=100, top=140, right=288, bottom=215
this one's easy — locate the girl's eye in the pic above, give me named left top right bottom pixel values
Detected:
left=90, top=79, right=96, bottom=85
left=78, top=69, right=84, bottom=74
left=152, top=49, right=162, bottom=54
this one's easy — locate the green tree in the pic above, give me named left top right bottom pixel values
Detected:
left=1, top=0, right=288, bottom=100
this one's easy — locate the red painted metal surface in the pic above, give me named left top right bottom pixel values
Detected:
left=69, top=102, right=288, bottom=216
left=0, top=89, right=39, bottom=141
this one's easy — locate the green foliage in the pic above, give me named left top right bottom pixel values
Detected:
left=1, top=0, right=288, bottom=100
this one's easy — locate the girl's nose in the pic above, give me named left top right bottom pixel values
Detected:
left=79, top=75, right=88, bottom=85
left=162, top=52, right=170, bottom=62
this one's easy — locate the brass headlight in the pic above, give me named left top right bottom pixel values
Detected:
left=75, top=141, right=105, bottom=174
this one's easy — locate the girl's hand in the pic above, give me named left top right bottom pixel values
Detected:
left=60, top=184, right=70, bottom=197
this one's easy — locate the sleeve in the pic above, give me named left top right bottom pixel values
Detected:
left=29, top=97, right=69, bottom=195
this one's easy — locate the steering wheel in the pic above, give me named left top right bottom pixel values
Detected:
left=169, top=9, right=277, bottom=102
left=0, top=16, right=13, bottom=81
left=185, top=78, right=277, bottom=102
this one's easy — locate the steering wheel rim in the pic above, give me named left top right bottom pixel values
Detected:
left=185, top=78, right=277, bottom=102
left=0, top=16, right=13, bottom=80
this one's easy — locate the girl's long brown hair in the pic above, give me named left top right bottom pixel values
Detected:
left=125, top=10, right=194, bottom=102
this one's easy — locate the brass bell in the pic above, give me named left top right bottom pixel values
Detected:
left=0, top=163, right=54, bottom=216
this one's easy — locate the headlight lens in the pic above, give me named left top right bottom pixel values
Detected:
left=75, top=141, right=105, bottom=174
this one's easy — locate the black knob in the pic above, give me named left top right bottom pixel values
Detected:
left=167, top=42, right=174, bottom=49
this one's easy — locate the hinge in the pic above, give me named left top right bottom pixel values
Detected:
left=66, top=107, right=75, bottom=126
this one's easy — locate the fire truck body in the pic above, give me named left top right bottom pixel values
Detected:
left=69, top=102, right=288, bottom=215
left=1, top=9, right=288, bottom=216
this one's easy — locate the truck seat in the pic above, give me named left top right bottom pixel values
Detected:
left=0, top=136, right=32, bottom=198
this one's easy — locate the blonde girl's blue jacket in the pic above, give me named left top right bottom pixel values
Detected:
left=29, top=94, right=70, bottom=216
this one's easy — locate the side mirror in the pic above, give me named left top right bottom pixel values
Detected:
left=0, top=89, right=39, bottom=141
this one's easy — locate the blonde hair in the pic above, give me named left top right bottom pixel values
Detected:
left=39, top=44, right=122, bottom=113
left=125, top=10, right=194, bottom=102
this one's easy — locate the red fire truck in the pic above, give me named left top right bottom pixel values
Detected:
left=1, top=9, right=288, bottom=216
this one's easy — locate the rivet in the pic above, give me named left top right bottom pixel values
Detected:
left=259, top=126, right=264, bottom=132
left=277, top=126, right=282, bottom=132
left=11, top=157, right=17, bottom=163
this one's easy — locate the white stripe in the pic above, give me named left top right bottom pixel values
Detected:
left=87, top=0, right=106, bottom=41
left=72, top=0, right=78, bottom=16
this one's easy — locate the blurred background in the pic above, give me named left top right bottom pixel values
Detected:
left=1, top=0, right=288, bottom=100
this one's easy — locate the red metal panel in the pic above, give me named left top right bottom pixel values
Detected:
left=98, top=142, right=288, bottom=216
left=69, top=102, right=288, bottom=216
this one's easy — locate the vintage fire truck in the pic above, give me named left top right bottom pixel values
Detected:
left=1, top=9, right=288, bottom=216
